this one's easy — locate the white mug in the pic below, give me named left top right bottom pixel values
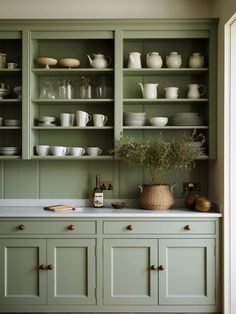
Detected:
left=165, top=87, right=179, bottom=99
left=7, top=62, right=17, bottom=69
left=51, top=146, right=69, bottom=156
left=70, top=147, right=86, bottom=156
left=87, top=147, right=102, bottom=156
left=76, top=110, right=91, bottom=127
left=60, top=113, right=75, bottom=127
left=36, top=145, right=50, bottom=156
left=93, top=114, right=108, bottom=127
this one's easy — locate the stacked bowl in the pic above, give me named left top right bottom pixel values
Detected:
left=123, top=112, right=146, bottom=126
left=0, top=146, right=21, bottom=156
left=172, top=112, right=204, bottom=126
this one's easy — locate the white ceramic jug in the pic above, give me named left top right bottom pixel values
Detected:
left=189, top=52, right=204, bottom=68
left=139, top=83, right=158, bottom=99
left=146, top=52, right=163, bottom=68
left=87, top=54, right=111, bottom=68
left=128, top=52, right=141, bottom=69
left=166, top=52, right=182, bottom=68
left=165, top=87, right=179, bottom=99
left=187, top=84, right=206, bottom=99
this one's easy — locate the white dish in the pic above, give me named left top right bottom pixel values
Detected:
left=149, top=117, right=168, bottom=127
left=4, top=119, right=21, bottom=126
left=38, top=116, right=56, bottom=123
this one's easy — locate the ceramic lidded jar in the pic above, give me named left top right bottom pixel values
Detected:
left=166, top=52, right=182, bottom=68
left=189, top=52, right=204, bottom=68
left=146, top=52, right=163, bottom=69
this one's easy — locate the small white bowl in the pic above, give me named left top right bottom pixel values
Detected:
left=149, top=117, right=168, bottom=127
left=59, top=58, right=80, bottom=68
left=38, top=116, right=55, bottom=123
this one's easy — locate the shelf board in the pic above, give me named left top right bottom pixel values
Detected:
left=0, top=126, right=21, bottom=129
left=0, top=99, right=21, bottom=104
left=123, top=126, right=209, bottom=129
left=0, top=156, right=21, bottom=159
left=32, top=68, right=114, bottom=76
left=123, top=68, right=209, bottom=75
left=31, top=155, right=114, bottom=160
left=32, top=98, right=114, bottom=104
left=32, top=126, right=114, bottom=130
left=0, top=69, right=22, bottom=73
left=123, top=98, right=208, bottom=103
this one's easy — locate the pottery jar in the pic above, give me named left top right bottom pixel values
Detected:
left=146, top=52, right=163, bottom=69
left=166, top=52, right=182, bottom=68
left=189, top=52, right=204, bottom=68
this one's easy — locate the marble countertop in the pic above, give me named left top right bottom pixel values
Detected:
left=0, top=206, right=222, bottom=218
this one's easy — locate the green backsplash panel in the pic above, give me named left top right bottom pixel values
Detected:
left=3, top=161, right=38, bottom=198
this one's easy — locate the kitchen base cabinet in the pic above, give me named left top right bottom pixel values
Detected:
left=0, top=216, right=221, bottom=313
left=0, top=238, right=96, bottom=306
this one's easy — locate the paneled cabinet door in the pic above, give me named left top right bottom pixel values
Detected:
left=159, top=238, right=216, bottom=305
left=103, top=238, right=158, bottom=305
left=46, top=239, right=96, bottom=305
left=0, top=239, right=46, bottom=304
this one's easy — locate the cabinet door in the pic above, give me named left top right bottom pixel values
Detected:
left=47, top=239, right=96, bottom=305
left=159, top=238, right=215, bottom=305
left=103, top=238, right=158, bottom=305
left=0, top=239, right=46, bottom=304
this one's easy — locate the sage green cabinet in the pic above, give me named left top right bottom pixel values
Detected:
left=103, top=238, right=158, bottom=305
left=0, top=238, right=96, bottom=305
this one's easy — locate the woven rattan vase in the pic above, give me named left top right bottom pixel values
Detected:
left=138, top=184, right=175, bottom=210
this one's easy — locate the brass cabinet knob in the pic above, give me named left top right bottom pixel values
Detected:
left=127, top=224, right=133, bottom=231
left=17, top=224, right=25, bottom=231
left=39, top=264, right=46, bottom=270
left=68, top=224, right=75, bottom=231
left=158, top=265, right=165, bottom=271
left=47, top=264, right=53, bottom=270
left=150, top=265, right=158, bottom=271
left=184, top=224, right=192, bottom=231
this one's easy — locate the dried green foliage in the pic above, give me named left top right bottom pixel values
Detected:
left=113, top=134, right=203, bottom=184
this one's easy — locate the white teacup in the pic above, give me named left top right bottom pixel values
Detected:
left=87, top=147, right=102, bottom=156
left=76, top=110, right=91, bottom=127
left=60, top=113, right=75, bottom=127
left=165, top=87, right=179, bottom=99
left=36, top=145, right=50, bottom=156
left=93, top=114, right=108, bottom=127
left=7, top=62, right=17, bottom=69
left=51, top=146, right=69, bottom=156
left=70, top=147, right=86, bottom=156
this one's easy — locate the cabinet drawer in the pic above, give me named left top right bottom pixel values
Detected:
left=103, top=220, right=216, bottom=235
left=0, top=221, right=96, bottom=235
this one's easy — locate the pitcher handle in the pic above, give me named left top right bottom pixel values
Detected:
left=106, top=56, right=112, bottom=67
left=137, top=184, right=143, bottom=194
left=170, top=183, right=176, bottom=194
left=199, top=84, right=206, bottom=96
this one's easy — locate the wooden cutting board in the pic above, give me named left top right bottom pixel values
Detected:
left=44, top=204, right=75, bottom=211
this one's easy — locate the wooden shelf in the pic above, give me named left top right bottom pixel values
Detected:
left=32, top=98, right=114, bottom=104
left=32, top=126, right=114, bottom=130
left=123, top=98, right=208, bottom=103
left=0, top=126, right=21, bottom=129
left=31, top=155, right=114, bottom=160
left=32, top=68, right=114, bottom=76
left=0, top=69, right=22, bottom=73
left=0, top=99, right=21, bottom=104
left=123, top=68, right=209, bottom=76
left=123, top=126, right=209, bottom=129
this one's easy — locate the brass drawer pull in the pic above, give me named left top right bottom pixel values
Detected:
left=39, top=264, right=46, bottom=270
left=68, top=224, right=75, bottom=231
left=17, top=224, right=25, bottom=231
left=184, top=224, right=192, bottom=231
left=127, top=224, right=133, bottom=231
left=47, top=264, right=53, bottom=270
left=150, top=265, right=158, bottom=271
left=158, top=265, right=165, bottom=271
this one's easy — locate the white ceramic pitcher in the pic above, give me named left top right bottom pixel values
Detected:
left=139, top=83, right=158, bottom=99
left=128, top=52, right=141, bottom=69
left=187, top=84, right=206, bottom=99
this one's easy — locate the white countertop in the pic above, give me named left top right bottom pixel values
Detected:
left=0, top=206, right=222, bottom=218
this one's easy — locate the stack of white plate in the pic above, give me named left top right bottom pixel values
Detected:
left=4, top=119, right=21, bottom=126
left=124, top=112, right=146, bottom=126
left=172, top=112, right=204, bottom=126
left=0, top=146, right=21, bottom=156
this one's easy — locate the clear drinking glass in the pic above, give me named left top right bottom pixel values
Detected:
left=40, top=80, right=56, bottom=99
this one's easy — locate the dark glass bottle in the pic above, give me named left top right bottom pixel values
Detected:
left=93, top=174, right=103, bottom=208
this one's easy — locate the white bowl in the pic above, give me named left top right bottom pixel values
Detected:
left=36, top=57, right=58, bottom=69
left=38, top=116, right=55, bottom=123
left=149, top=117, right=168, bottom=127
left=4, top=119, right=21, bottom=126
left=59, top=58, right=80, bottom=68
left=0, top=88, right=9, bottom=99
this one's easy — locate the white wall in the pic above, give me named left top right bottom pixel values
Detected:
left=0, top=0, right=216, bottom=19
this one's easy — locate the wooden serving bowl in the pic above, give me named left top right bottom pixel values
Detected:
left=59, top=58, right=80, bottom=68
left=111, top=202, right=125, bottom=209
